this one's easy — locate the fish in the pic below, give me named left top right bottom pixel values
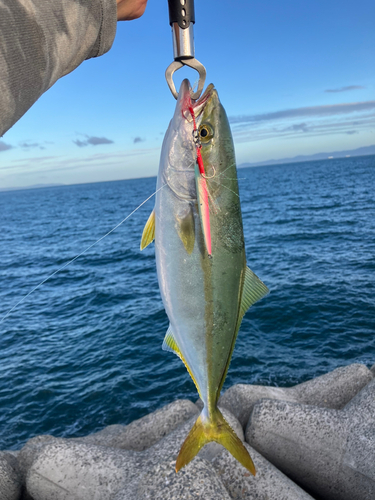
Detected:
left=141, top=79, right=269, bottom=474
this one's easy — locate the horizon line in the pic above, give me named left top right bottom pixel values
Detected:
left=1, top=150, right=374, bottom=194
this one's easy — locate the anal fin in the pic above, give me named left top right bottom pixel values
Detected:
left=162, top=324, right=201, bottom=399
left=162, top=324, right=179, bottom=353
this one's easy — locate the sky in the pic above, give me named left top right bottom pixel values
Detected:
left=0, top=0, right=374, bottom=189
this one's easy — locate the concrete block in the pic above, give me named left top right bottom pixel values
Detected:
left=292, top=363, right=373, bottom=409
left=141, top=415, right=197, bottom=465
left=23, top=412, right=198, bottom=500
left=19, top=400, right=197, bottom=488
left=4, top=451, right=20, bottom=460
left=220, top=363, right=372, bottom=427
left=219, top=385, right=297, bottom=428
left=0, top=452, right=22, bottom=500
left=26, top=442, right=139, bottom=500
left=79, top=399, right=198, bottom=451
left=247, top=401, right=348, bottom=487
left=23, top=403, right=317, bottom=500
left=212, top=443, right=315, bottom=500
left=246, top=378, right=375, bottom=500
left=24, top=408, right=242, bottom=500
left=114, top=458, right=232, bottom=500
left=17, top=435, right=63, bottom=482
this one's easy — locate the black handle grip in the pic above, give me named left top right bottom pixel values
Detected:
left=168, top=0, right=195, bottom=29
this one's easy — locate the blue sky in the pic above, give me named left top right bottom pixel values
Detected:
left=0, top=0, right=374, bottom=189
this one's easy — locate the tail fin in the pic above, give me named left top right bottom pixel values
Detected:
left=175, top=408, right=256, bottom=475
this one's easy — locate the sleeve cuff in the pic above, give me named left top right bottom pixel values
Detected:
left=88, top=0, right=117, bottom=59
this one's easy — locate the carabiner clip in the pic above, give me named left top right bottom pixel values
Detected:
left=165, top=58, right=206, bottom=100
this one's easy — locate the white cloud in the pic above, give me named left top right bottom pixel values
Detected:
left=229, top=101, right=375, bottom=125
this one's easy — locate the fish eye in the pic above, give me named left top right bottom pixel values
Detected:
left=199, top=123, right=214, bottom=143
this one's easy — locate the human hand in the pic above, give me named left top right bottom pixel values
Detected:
left=116, top=0, right=148, bottom=21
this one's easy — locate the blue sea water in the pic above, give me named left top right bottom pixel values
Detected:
left=0, top=155, right=374, bottom=451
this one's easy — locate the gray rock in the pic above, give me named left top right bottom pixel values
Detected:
left=195, top=398, right=203, bottom=410
left=4, top=451, right=20, bottom=460
left=19, top=400, right=197, bottom=490
left=25, top=408, right=245, bottom=500
left=114, top=458, right=232, bottom=500
left=246, top=378, right=375, bottom=500
left=79, top=399, right=198, bottom=451
left=17, top=435, right=63, bottom=482
left=115, top=425, right=316, bottom=499
left=0, top=451, right=22, bottom=500
left=219, top=385, right=297, bottom=428
left=136, top=414, right=196, bottom=465
left=23, top=414, right=194, bottom=500
left=370, top=363, right=375, bottom=376
left=292, top=363, right=373, bottom=409
left=220, top=363, right=373, bottom=427
left=212, top=443, right=315, bottom=500
left=26, top=441, right=140, bottom=500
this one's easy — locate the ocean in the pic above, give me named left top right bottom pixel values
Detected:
left=0, top=155, right=374, bottom=451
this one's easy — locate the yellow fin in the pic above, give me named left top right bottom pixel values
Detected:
left=239, top=266, right=269, bottom=318
left=162, top=325, right=178, bottom=353
left=140, top=209, right=155, bottom=250
left=176, top=407, right=256, bottom=475
left=162, top=325, right=201, bottom=400
left=176, top=207, right=195, bottom=254
left=216, top=266, right=269, bottom=399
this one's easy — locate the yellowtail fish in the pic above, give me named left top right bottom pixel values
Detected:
left=141, top=79, right=268, bottom=474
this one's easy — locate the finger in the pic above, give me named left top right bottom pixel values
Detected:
left=117, top=0, right=148, bottom=21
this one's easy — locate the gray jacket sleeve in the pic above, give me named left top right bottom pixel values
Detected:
left=0, top=0, right=117, bottom=136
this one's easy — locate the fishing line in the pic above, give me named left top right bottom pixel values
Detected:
left=0, top=185, right=165, bottom=324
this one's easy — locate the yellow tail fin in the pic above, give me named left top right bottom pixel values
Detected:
left=175, top=408, right=256, bottom=475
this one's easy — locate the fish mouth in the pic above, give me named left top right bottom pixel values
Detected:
left=178, top=79, right=215, bottom=122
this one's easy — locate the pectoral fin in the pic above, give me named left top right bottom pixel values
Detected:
left=176, top=207, right=195, bottom=254
left=140, top=209, right=155, bottom=250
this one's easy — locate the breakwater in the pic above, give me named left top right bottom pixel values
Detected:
left=1, top=362, right=374, bottom=499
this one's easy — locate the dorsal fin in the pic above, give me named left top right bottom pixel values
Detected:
left=140, top=208, right=155, bottom=250
left=217, top=266, right=269, bottom=399
left=239, top=266, right=269, bottom=318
